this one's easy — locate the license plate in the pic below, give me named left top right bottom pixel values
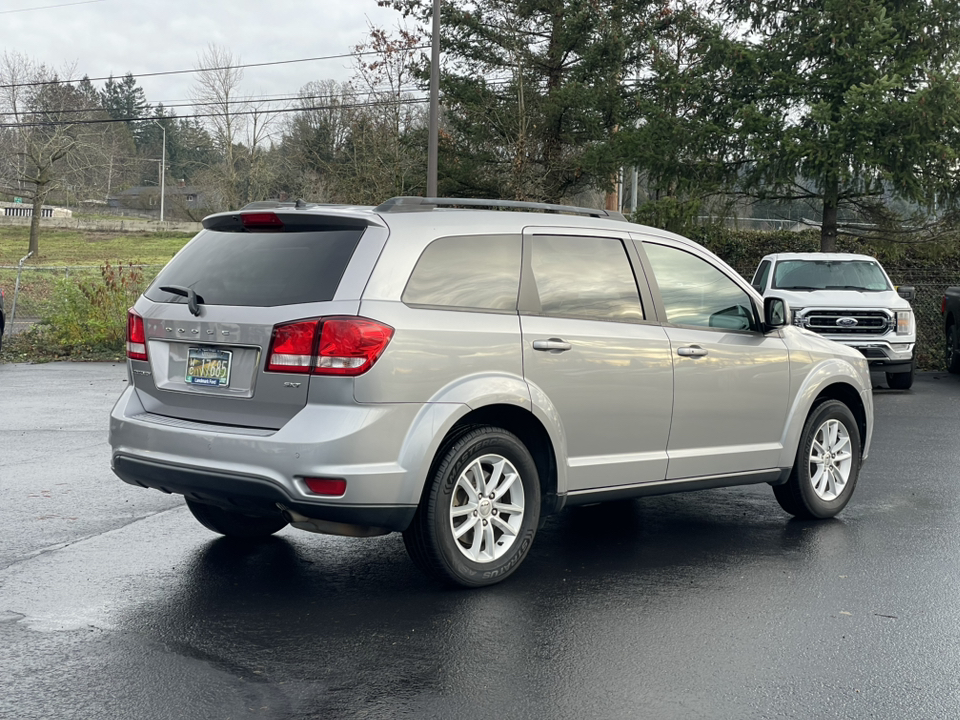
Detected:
left=185, top=347, right=232, bottom=387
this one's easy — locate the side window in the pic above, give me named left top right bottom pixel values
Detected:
left=530, top=235, right=643, bottom=322
left=403, top=235, right=521, bottom=312
left=641, top=242, right=758, bottom=332
left=752, top=260, right=771, bottom=293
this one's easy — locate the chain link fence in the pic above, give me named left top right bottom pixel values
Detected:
left=885, top=269, right=953, bottom=370
left=1, top=264, right=163, bottom=339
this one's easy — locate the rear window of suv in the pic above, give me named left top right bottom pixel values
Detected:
left=145, top=228, right=363, bottom=307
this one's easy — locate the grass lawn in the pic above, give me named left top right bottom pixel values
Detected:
left=0, top=226, right=192, bottom=267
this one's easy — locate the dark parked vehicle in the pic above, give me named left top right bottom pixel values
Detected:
left=942, top=287, right=960, bottom=373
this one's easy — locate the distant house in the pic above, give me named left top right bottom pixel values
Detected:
left=107, top=185, right=205, bottom=210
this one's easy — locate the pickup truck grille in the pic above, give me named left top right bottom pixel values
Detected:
left=800, top=309, right=891, bottom=336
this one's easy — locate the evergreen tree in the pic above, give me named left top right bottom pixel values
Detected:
left=722, top=0, right=960, bottom=250
left=99, top=72, right=148, bottom=121
left=384, top=0, right=641, bottom=203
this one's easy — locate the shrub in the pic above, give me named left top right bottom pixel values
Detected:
left=43, top=262, right=147, bottom=353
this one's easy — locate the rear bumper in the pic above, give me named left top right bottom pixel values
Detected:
left=108, top=386, right=448, bottom=533
left=113, top=455, right=416, bottom=531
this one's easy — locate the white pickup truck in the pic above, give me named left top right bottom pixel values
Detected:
left=751, top=253, right=916, bottom=389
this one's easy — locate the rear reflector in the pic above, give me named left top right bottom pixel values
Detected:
left=127, top=309, right=147, bottom=361
left=265, top=316, right=394, bottom=376
left=303, top=477, right=347, bottom=496
left=241, top=212, right=284, bottom=230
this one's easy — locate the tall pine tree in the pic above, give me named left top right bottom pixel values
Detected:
left=723, top=0, right=960, bottom=249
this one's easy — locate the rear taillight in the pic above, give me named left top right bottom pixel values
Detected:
left=316, top=317, right=394, bottom=375
left=265, top=317, right=394, bottom=376
left=265, top=320, right=319, bottom=373
left=127, top=309, right=147, bottom=361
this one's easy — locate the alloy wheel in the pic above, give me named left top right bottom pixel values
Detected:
left=808, top=419, right=853, bottom=502
left=449, top=453, right=525, bottom=563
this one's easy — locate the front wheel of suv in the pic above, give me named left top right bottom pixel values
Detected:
left=403, top=427, right=541, bottom=587
left=185, top=498, right=288, bottom=538
left=774, top=399, right=861, bottom=520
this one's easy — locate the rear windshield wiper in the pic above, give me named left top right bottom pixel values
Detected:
left=159, top=285, right=205, bottom=316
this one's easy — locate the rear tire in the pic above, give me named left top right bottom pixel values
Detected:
left=886, top=363, right=914, bottom=390
left=947, top=325, right=960, bottom=374
left=774, top=399, right=861, bottom=520
left=403, top=426, right=540, bottom=587
left=185, top=498, right=288, bottom=538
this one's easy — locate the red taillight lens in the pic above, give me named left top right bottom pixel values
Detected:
left=241, top=212, right=284, bottom=230
left=303, top=477, right=347, bottom=496
left=315, top=317, right=394, bottom=376
left=266, top=320, right=319, bottom=373
left=943, top=296, right=948, bottom=315
left=265, top=316, right=394, bottom=376
left=126, top=309, right=147, bottom=361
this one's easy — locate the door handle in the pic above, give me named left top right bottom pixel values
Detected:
left=533, top=338, right=572, bottom=352
left=677, top=345, right=708, bottom=358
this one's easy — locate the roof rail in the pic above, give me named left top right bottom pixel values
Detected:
left=374, top=196, right=626, bottom=221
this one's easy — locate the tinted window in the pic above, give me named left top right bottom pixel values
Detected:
left=642, top=242, right=757, bottom=331
left=403, top=235, right=520, bottom=311
left=145, top=229, right=363, bottom=307
left=530, top=235, right=643, bottom=322
left=752, top=260, right=771, bottom=292
left=772, top=259, right=891, bottom=291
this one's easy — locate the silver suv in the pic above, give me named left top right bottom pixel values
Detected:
left=110, top=197, right=874, bottom=587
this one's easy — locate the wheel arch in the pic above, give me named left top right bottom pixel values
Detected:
left=419, top=404, right=561, bottom=521
left=810, top=383, right=868, bottom=458
left=778, top=363, right=872, bottom=469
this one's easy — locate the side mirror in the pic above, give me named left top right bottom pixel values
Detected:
left=896, top=286, right=916, bottom=301
left=764, top=296, right=790, bottom=330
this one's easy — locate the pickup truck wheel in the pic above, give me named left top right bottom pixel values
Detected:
left=185, top=498, right=288, bottom=538
left=402, top=427, right=540, bottom=587
left=947, top=325, right=960, bottom=374
left=886, top=363, right=914, bottom=390
left=774, top=399, right=861, bottom=520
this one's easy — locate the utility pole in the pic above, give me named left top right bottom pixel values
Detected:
left=152, top=120, right=166, bottom=222
left=427, top=0, right=440, bottom=197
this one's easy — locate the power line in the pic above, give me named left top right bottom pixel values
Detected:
left=0, top=86, right=431, bottom=118
left=0, top=46, right=431, bottom=90
left=0, top=0, right=104, bottom=15
left=0, top=97, right=431, bottom=129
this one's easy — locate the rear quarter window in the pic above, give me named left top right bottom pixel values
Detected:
left=145, top=228, right=364, bottom=307
left=402, top=235, right=521, bottom=312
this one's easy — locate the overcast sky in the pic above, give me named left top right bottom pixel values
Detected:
left=3, top=0, right=410, bottom=108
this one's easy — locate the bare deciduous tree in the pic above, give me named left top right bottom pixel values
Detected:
left=0, top=52, right=92, bottom=255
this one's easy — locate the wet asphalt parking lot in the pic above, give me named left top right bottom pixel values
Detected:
left=1, top=362, right=960, bottom=720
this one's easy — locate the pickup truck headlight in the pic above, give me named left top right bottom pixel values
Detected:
left=895, top=310, right=914, bottom=336
left=792, top=307, right=805, bottom=326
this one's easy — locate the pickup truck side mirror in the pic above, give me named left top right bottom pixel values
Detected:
left=763, top=296, right=790, bottom=331
left=896, top=286, right=916, bottom=301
